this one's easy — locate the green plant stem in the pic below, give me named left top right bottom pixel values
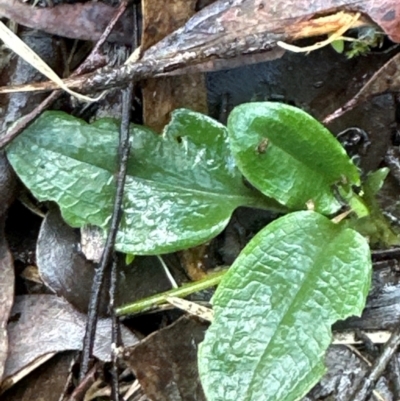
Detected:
left=115, top=269, right=228, bottom=316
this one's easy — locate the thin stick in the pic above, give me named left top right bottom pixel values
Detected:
left=110, top=4, right=138, bottom=398
left=110, top=254, right=121, bottom=401
left=79, top=81, right=133, bottom=382
left=348, top=324, right=400, bottom=401
left=157, top=255, right=178, bottom=289
left=371, top=247, right=400, bottom=262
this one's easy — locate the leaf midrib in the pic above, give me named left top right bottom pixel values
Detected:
left=26, top=144, right=258, bottom=205
left=243, top=225, right=339, bottom=401
left=256, top=140, right=339, bottom=186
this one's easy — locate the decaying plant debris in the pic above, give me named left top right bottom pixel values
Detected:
left=2, top=0, right=400, bottom=400
left=1, top=0, right=400, bottom=95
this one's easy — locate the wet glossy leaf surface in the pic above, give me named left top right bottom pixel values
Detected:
left=198, top=211, right=371, bottom=401
left=6, top=109, right=274, bottom=254
left=37, top=207, right=178, bottom=314
left=227, top=102, right=360, bottom=214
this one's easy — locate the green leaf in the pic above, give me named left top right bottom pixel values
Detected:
left=125, top=253, right=135, bottom=265
left=227, top=102, right=360, bottom=214
left=199, top=211, right=371, bottom=401
left=344, top=168, right=389, bottom=220
left=330, top=39, right=344, bottom=53
left=347, top=167, right=399, bottom=247
left=364, top=168, right=389, bottom=195
left=7, top=110, right=280, bottom=254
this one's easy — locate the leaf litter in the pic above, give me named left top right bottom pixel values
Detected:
left=324, top=52, right=400, bottom=124
left=37, top=207, right=178, bottom=313
left=0, top=153, right=17, bottom=383
left=0, top=0, right=133, bottom=43
left=2, top=2, right=396, bottom=398
left=2, top=0, right=400, bottom=94
left=123, top=316, right=208, bottom=401
left=2, top=294, right=138, bottom=391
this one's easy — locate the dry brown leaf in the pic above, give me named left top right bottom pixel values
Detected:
left=141, top=0, right=196, bottom=50
left=37, top=208, right=176, bottom=314
left=142, top=74, right=208, bottom=132
left=0, top=153, right=17, bottom=382
left=123, top=316, right=208, bottom=401
left=324, top=52, right=400, bottom=124
left=0, top=0, right=132, bottom=44
left=36, top=208, right=103, bottom=315
left=1, top=0, right=389, bottom=94
left=3, top=295, right=138, bottom=386
left=0, top=230, right=14, bottom=383
left=0, top=21, right=99, bottom=102
left=2, top=353, right=75, bottom=400
left=141, top=0, right=207, bottom=131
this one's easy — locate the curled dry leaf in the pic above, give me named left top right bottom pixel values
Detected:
left=3, top=295, right=138, bottom=383
left=0, top=153, right=17, bottom=382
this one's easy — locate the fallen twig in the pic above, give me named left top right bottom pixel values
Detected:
left=347, top=323, right=400, bottom=401
left=79, top=81, right=132, bottom=380
left=0, top=2, right=376, bottom=95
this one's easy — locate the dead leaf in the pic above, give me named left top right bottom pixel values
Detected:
left=123, top=316, right=208, bottom=401
left=37, top=208, right=176, bottom=314
left=4, top=0, right=395, bottom=94
left=36, top=207, right=104, bottom=315
left=3, top=295, right=138, bottom=385
left=0, top=31, right=63, bottom=134
left=1, top=352, right=75, bottom=400
left=0, top=152, right=17, bottom=217
left=0, top=153, right=17, bottom=382
left=0, top=226, right=14, bottom=383
left=365, top=0, right=400, bottom=42
left=0, top=0, right=133, bottom=44
left=141, top=0, right=207, bottom=131
left=143, top=75, right=208, bottom=132
left=141, top=0, right=196, bottom=50
left=324, top=52, right=400, bottom=124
